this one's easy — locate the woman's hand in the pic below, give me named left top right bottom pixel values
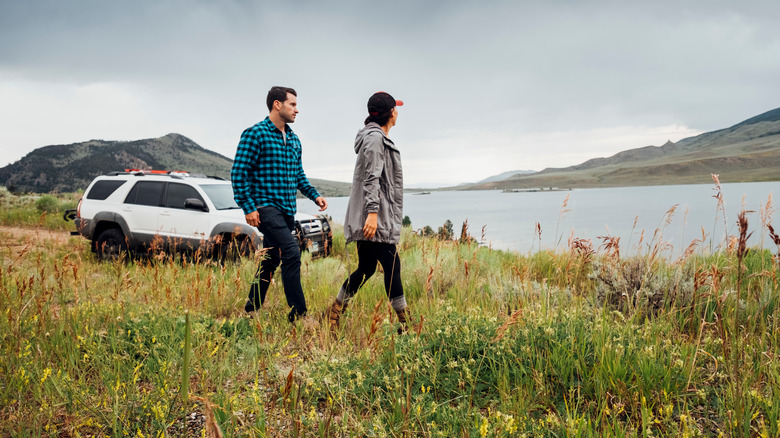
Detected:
left=363, top=212, right=378, bottom=239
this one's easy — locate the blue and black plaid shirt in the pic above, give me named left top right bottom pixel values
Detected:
left=231, top=117, right=320, bottom=217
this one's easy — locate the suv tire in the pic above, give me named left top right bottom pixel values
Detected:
left=96, top=228, right=128, bottom=261
left=215, top=234, right=253, bottom=264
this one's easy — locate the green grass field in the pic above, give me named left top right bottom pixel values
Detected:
left=1, top=187, right=779, bottom=437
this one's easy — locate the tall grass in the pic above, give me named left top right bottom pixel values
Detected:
left=2, top=185, right=780, bottom=436
left=0, top=187, right=79, bottom=230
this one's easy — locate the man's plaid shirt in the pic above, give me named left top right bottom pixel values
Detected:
left=231, top=117, right=320, bottom=217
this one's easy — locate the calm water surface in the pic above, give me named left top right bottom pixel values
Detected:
left=298, top=182, right=780, bottom=256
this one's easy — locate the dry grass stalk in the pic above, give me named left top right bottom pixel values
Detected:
left=676, top=238, right=701, bottom=265
left=648, top=204, right=678, bottom=260
left=283, top=365, right=295, bottom=402
left=649, top=240, right=673, bottom=261
left=732, top=209, right=753, bottom=403
left=366, top=299, right=386, bottom=345
left=736, top=210, right=754, bottom=262
left=597, top=235, right=620, bottom=260
left=767, top=224, right=780, bottom=268
left=694, top=265, right=723, bottom=293
left=555, top=194, right=572, bottom=249
left=712, top=174, right=729, bottom=247
left=569, top=237, right=594, bottom=262
left=726, top=236, right=739, bottom=255
left=414, top=314, right=425, bottom=336
left=760, top=193, right=774, bottom=245
left=534, top=222, right=542, bottom=252
left=459, top=219, right=475, bottom=243
left=560, top=193, right=571, bottom=214
left=491, top=309, right=523, bottom=343
left=636, top=229, right=645, bottom=251
left=768, top=224, right=780, bottom=247
left=425, top=266, right=434, bottom=298
left=190, top=396, right=225, bottom=438
left=662, top=204, right=678, bottom=227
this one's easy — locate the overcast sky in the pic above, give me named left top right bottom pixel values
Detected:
left=1, top=0, right=779, bottom=187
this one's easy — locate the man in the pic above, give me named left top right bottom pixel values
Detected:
left=231, top=86, right=327, bottom=324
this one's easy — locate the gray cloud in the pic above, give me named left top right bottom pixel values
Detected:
left=1, top=0, right=779, bottom=185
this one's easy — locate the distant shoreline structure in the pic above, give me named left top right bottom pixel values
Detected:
left=502, top=188, right=571, bottom=193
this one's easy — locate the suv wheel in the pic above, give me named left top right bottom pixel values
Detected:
left=216, top=234, right=252, bottom=263
left=96, top=228, right=128, bottom=261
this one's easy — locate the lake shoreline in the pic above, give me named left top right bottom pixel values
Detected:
left=301, top=181, right=780, bottom=257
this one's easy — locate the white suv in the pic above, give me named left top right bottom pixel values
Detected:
left=65, top=170, right=332, bottom=261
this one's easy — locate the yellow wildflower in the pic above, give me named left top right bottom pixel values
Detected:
left=40, top=368, right=52, bottom=384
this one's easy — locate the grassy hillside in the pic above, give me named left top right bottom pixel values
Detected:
left=0, top=134, right=232, bottom=193
left=469, top=108, right=780, bottom=190
left=0, top=133, right=351, bottom=197
left=2, top=190, right=780, bottom=436
left=307, top=178, right=351, bottom=198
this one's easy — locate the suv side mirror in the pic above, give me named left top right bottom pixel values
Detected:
left=184, top=198, right=208, bottom=212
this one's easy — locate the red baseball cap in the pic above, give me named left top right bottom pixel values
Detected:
left=368, top=91, right=403, bottom=116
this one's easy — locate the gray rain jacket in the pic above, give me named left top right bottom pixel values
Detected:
left=343, top=122, right=404, bottom=244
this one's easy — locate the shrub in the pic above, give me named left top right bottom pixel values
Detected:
left=589, top=257, right=695, bottom=317
left=35, top=194, right=60, bottom=213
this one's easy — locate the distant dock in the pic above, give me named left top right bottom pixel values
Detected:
left=502, top=188, right=570, bottom=193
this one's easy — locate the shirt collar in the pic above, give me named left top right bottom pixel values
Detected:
left=262, top=116, right=292, bottom=135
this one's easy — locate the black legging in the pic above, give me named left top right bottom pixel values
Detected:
left=342, top=241, right=403, bottom=301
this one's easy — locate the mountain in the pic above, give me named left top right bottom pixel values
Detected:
left=475, top=169, right=537, bottom=184
left=0, top=133, right=352, bottom=196
left=465, top=107, right=780, bottom=190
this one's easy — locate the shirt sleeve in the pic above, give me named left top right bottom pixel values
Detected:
left=231, top=128, right=260, bottom=215
left=361, top=132, right=385, bottom=214
left=296, top=154, right=321, bottom=202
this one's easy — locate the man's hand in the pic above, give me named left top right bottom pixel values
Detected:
left=363, top=212, right=378, bottom=239
left=245, top=211, right=260, bottom=227
left=315, top=196, right=328, bottom=211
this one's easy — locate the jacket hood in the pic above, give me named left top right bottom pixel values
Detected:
left=354, top=122, right=397, bottom=153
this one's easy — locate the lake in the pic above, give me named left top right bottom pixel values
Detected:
left=298, top=181, right=780, bottom=257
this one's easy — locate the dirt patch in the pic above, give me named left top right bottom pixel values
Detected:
left=0, top=226, right=73, bottom=252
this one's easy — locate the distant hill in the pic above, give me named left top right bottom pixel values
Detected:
left=475, top=169, right=537, bottom=184
left=465, top=107, right=780, bottom=190
left=0, top=133, right=352, bottom=196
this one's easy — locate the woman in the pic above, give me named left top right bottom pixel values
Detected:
left=327, top=91, right=412, bottom=334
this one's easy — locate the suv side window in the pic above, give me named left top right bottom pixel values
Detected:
left=124, top=181, right=165, bottom=206
left=165, top=183, right=204, bottom=209
left=86, top=180, right=126, bottom=200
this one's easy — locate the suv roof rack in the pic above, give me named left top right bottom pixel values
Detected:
left=104, top=169, right=224, bottom=180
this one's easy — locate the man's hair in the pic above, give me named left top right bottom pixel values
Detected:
left=266, top=86, right=297, bottom=111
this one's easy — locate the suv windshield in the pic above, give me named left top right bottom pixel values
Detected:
left=200, top=184, right=241, bottom=210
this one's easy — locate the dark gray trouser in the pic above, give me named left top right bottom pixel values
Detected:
left=249, top=206, right=307, bottom=322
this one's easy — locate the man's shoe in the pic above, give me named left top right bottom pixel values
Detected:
left=245, top=300, right=258, bottom=314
